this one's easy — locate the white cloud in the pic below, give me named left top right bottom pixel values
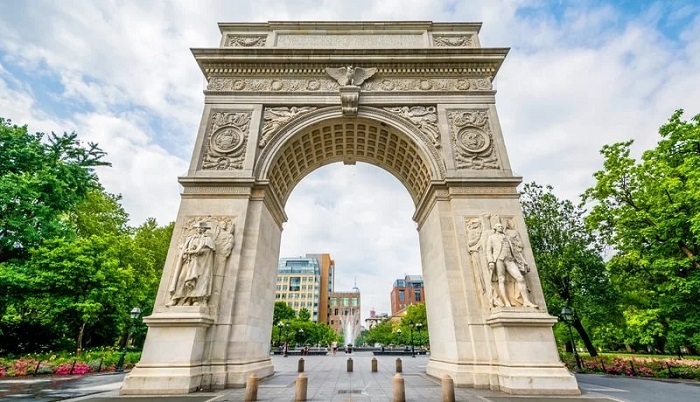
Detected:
left=1, top=0, right=698, bottom=322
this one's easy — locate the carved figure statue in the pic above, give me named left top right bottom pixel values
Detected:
left=214, top=219, right=235, bottom=273
left=485, top=223, right=537, bottom=308
left=168, top=221, right=216, bottom=306
left=326, top=66, right=377, bottom=86
left=260, top=107, right=315, bottom=147
left=386, top=106, right=440, bottom=148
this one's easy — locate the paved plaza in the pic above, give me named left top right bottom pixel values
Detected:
left=77, top=352, right=615, bottom=401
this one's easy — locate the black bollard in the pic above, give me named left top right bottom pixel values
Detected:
left=371, top=357, right=378, bottom=372
left=298, top=357, right=305, bottom=373
left=347, top=357, right=353, bottom=372
left=395, top=357, right=402, bottom=373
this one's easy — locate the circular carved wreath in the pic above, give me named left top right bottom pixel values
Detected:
left=210, top=127, right=245, bottom=154
left=457, top=128, right=490, bottom=153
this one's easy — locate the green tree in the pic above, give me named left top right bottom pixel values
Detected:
left=400, top=303, right=429, bottom=348
left=582, top=110, right=700, bottom=354
left=273, top=302, right=296, bottom=325
left=0, top=118, right=109, bottom=262
left=297, top=308, right=311, bottom=321
left=364, top=320, right=394, bottom=346
left=521, top=182, right=618, bottom=355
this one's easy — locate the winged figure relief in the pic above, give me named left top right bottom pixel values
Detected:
left=325, top=66, right=377, bottom=86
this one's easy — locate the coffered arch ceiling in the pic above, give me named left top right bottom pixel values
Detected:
left=259, top=110, right=441, bottom=207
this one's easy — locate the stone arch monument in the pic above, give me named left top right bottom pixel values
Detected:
left=121, top=21, right=579, bottom=395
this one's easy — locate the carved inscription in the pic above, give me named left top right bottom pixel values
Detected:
left=384, top=106, right=440, bottom=148
left=260, top=106, right=316, bottom=148
left=201, top=111, right=251, bottom=170
left=447, top=110, right=499, bottom=170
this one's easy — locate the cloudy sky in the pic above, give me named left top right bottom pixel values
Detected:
left=1, top=1, right=698, bottom=324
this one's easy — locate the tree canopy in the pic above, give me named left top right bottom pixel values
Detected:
left=0, top=117, right=171, bottom=355
left=582, top=110, right=700, bottom=353
left=0, top=118, right=109, bottom=262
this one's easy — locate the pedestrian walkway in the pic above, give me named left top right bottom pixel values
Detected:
left=65, top=351, right=615, bottom=401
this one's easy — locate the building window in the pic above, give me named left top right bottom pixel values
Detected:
left=399, top=290, right=405, bottom=302
left=290, top=277, right=301, bottom=291
left=415, top=289, right=421, bottom=302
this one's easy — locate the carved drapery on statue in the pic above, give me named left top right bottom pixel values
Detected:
left=201, top=111, right=251, bottom=170
left=259, top=107, right=316, bottom=148
left=465, top=214, right=538, bottom=309
left=167, top=216, right=236, bottom=307
left=447, top=110, right=500, bottom=170
left=384, top=106, right=441, bottom=148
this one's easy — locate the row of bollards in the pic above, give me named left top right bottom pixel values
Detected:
left=243, top=357, right=455, bottom=401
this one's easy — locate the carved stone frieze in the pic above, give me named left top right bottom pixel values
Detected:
left=201, top=111, right=251, bottom=170
left=260, top=106, right=316, bottom=148
left=225, top=35, right=267, bottom=47
left=206, top=77, right=492, bottom=92
left=207, top=77, right=338, bottom=92
left=363, top=77, right=491, bottom=92
left=384, top=106, right=440, bottom=148
left=447, top=110, right=500, bottom=170
left=433, top=35, right=475, bottom=47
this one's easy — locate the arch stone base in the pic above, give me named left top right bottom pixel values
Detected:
left=121, top=21, right=579, bottom=396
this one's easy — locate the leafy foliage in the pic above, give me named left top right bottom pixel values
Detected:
left=521, top=182, right=618, bottom=354
left=0, top=118, right=109, bottom=262
left=582, top=110, right=700, bottom=353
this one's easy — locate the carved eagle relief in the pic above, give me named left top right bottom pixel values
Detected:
left=325, top=66, right=377, bottom=86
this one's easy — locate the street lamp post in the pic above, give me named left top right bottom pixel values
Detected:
left=561, top=307, right=582, bottom=370
left=284, top=323, right=290, bottom=357
left=116, top=307, right=142, bottom=372
left=298, top=329, right=304, bottom=347
left=277, top=322, right=283, bottom=347
left=409, top=322, right=415, bottom=358
left=416, top=323, right=423, bottom=352
left=396, top=328, right=402, bottom=348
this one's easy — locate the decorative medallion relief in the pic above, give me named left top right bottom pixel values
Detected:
left=447, top=110, right=499, bottom=170
left=206, top=77, right=492, bottom=93
left=384, top=106, right=440, bottom=148
left=465, top=214, right=538, bottom=310
left=167, top=216, right=236, bottom=307
left=260, top=106, right=316, bottom=148
left=225, top=35, right=267, bottom=47
left=201, top=111, right=251, bottom=170
left=433, top=35, right=475, bottom=47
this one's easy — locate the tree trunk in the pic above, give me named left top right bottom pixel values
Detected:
left=572, top=317, right=598, bottom=357
left=76, top=322, right=86, bottom=357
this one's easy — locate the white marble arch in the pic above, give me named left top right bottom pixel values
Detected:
left=120, top=21, right=579, bottom=396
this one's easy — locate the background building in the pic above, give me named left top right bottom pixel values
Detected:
left=275, top=254, right=334, bottom=323
left=328, top=286, right=361, bottom=345
left=390, top=274, right=425, bottom=316
left=364, top=309, right=389, bottom=329
left=275, top=257, right=321, bottom=321
left=306, top=253, right=335, bottom=324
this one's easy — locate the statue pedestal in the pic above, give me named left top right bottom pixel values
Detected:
left=426, top=310, right=579, bottom=395
left=120, top=311, right=214, bottom=395
left=485, top=310, right=580, bottom=395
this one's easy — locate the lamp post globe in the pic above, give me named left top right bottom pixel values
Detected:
left=277, top=322, right=284, bottom=347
